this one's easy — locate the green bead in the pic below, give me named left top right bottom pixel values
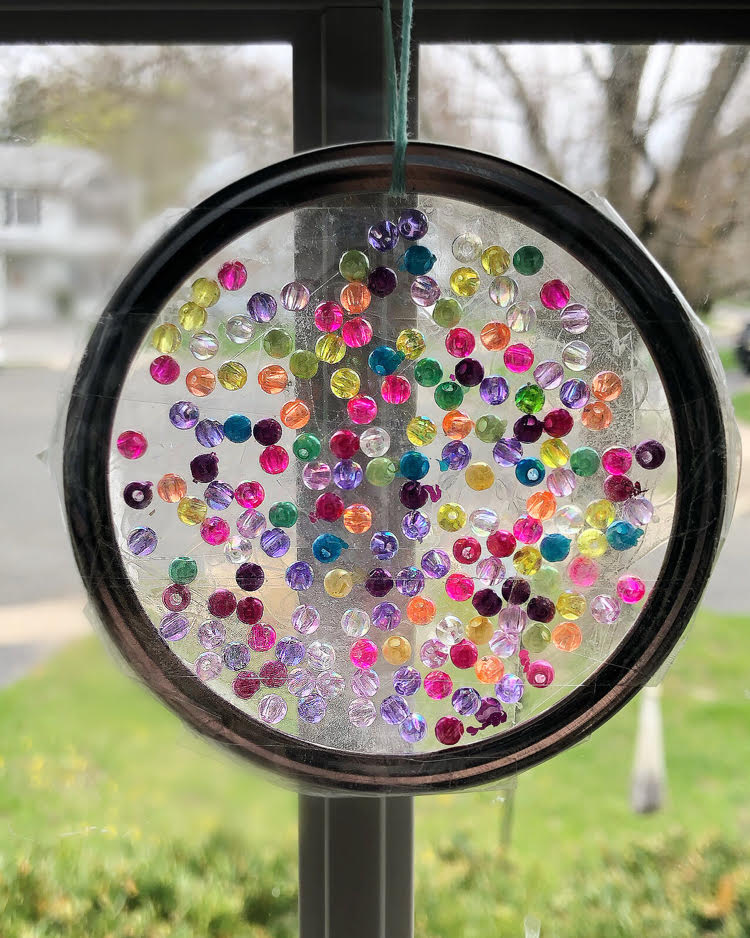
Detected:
left=414, top=357, right=443, bottom=388
left=292, top=432, right=321, bottom=462
left=365, top=457, right=397, bottom=487
left=532, top=565, right=562, bottom=597
left=570, top=446, right=601, bottom=477
left=432, top=298, right=462, bottom=328
left=515, top=383, right=545, bottom=414
left=289, top=350, right=319, bottom=379
left=339, top=249, right=369, bottom=282
left=262, top=328, right=294, bottom=358
left=475, top=414, right=506, bottom=443
left=434, top=380, right=464, bottom=411
left=268, top=501, right=298, bottom=528
left=513, top=245, right=544, bottom=275
left=522, top=624, right=551, bottom=653
left=169, top=556, right=198, bottom=585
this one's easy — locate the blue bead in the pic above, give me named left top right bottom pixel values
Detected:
left=223, top=414, right=252, bottom=443
left=399, top=450, right=430, bottom=480
left=312, top=533, right=349, bottom=563
left=403, top=244, right=436, bottom=275
left=515, top=457, right=546, bottom=487
left=605, top=521, right=644, bottom=551
left=368, top=345, right=404, bottom=376
left=540, top=533, right=571, bottom=562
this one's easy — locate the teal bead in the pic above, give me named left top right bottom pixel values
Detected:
left=403, top=245, right=436, bottom=275
left=539, top=533, right=571, bottom=563
left=312, top=533, right=349, bottom=563
left=515, top=457, right=545, bottom=487
left=368, top=345, right=404, bottom=376
left=399, top=450, right=430, bottom=481
left=606, top=521, right=644, bottom=551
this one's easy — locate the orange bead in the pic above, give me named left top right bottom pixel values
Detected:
left=581, top=401, right=613, bottom=430
left=526, top=490, right=557, bottom=521
left=480, top=321, right=511, bottom=351
left=475, top=654, right=504, bottom=684
left=442, top=409, right=474, bottom=440
left=258, top=364, right=288, bottom=394
left=551, top=622, right=582, bottom=652
left=340, top=282, right=372, bottom=315
left=157, top=473, right=187, bottom=503
left=342, top=503, right=373, bottom=534
left=280, top=399, right=311, bottom=429
left=406, top=595, right=436, bottom=625
left=185, top=366, right=215, bottom=397
left=591, top=371, right=623, bottom=402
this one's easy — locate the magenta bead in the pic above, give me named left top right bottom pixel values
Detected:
left=616, top=575, right=646, bottom=604
left=424, top=670, right=453, bottom=700
left=539, top=279, right=570, bottom=310
left=342, top=316, right=373, bottom=348
left=259, top=445, right=289, bottom=474
left=445, top=327, right=475, bottom=358
left=249, top=622, right=277, bottom=652
left=601, top=446, right=633, bottom=476
left=568, top=555, right=599, bottom=588
left=314, top=301, right=344, bottom=332
left=348, top=395, right=378, bottom=424
left=200, top=516, right=231, bottom=545
left=504, top=343, right=534, bottom=373
left=116, top=430, right=147, bottom=459
left=445, top=573, right=475, bottom=601
left=150, top=355, right=180, bottom=385
left=450, top=639, right=478, bottom=670
left=235, top=481, right=265, bottom=508
left=350, top=638, right=378, bottom=669
left=513, top=516, right=543, bottom=544
left=547, top=467, right=576, bottom=497
left=381, top=375, right=411, bottom=404
left=527, top=659, right=555, bottom=688
left=217, top=260, right=247, bottom=291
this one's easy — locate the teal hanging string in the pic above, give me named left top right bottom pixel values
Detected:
left=383, top=0, right=414, bottom=196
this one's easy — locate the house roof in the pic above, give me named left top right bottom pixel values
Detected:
left=0, top=142, right=115, bottom=191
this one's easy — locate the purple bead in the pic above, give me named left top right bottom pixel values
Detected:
left=368, top=219, right=399, bottom=251
left=372, top=601, right=401, bottom=632
left=489, top=629, right=518, bottom=657
left=477, top=557, right=506, bottom=586
left=123, top=481, right=152, bottom=510
left=169, top=400, right=199, bottom=429
left=496, top=673, right=524, bottom=704
left=159, top=612, right=189, bottom=641
left=420, top=638, right=448, bottom=667
left=191, top=452, right=219, bottom=483
left=513, top=416, right=543, bottom=443
left=352, top=668, right=380, bottom=697
left=635, top=439, right=666, bottom=470
left=455, top=358, right=484, bottom=387
left=236, top=562, right=265, bottom=591
left=472, top=588, right=502, bottom=616
left=286, top=561, right=314, bottom=591
left=380, top=695, right=409, bottom=725
left=400, top=481, right=428, bottom=509
left=370, top=530, right=399, bottom=561
left=402, top=510, right=431, bottom=542
left=275, top=636, right=306, bottom=666
left=365, top=567, right=394, bottom=597
left=298, top=694, right=327, bottom=724
left=452, top=686, right=481, bottom=716
left=497, top=606, right=527, bottom=636
left=333, top=459, right=363, bottom=490
left=421, top=549, right=451, bottom=579
left=441, top=440, right=471, bottom=470
left=303, top=461, right=332, bottom=490
left=246, top=292, right=277, bottom=323
left=224, top=642, right=251, bottom=671
left=398, top=208, right=428, bottom=240
left=527, top=596, right=555, bottom=622
left=399, top=713, right=427, bottom=743
left=260, top=528, right=291, bottom=558
left=253, top=418, right=282, bottom=446
left=492, top=438, right=523, bottom=467
left=127, top=526, right=157, bottom=555
left=533, top=360, right=564, bottom=390
left=410, top=276, right=440, bottom=306
left=501, top=577, right=531, bottom=605
left=204, top=480, right=234, bottom=510
left=396, top=566, right=425, bottom=597
left=195, top=418, right=225, bottom=448
left=393, top=666, right=422, bottom=696
left=198, top=619, right=225, bottom=649
left=367, top=266, right=397, bottom=297
left=480, top=375, right=509, bottom=405
left=559, top=378, right=590, bottom=409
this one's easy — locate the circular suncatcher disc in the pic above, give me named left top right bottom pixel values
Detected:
left=64, top=143, right=730, bottom=793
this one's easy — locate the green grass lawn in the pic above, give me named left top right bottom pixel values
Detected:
left=1, top=608, right=749, bottom=936
left=733, top=389, right=750, bottom=424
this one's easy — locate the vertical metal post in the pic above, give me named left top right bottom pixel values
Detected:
left=293, top=6, right=418, bottom=937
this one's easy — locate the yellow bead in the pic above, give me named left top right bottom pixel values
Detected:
left=396, top=328, right=426, bottom=360
left=466, top=615, right=493, bottom=645
left=584, top=499, right=616, bottom=530
left=556, top=590, right=586, bottom=620
left=217, top=360, right=247, bottom=390
left=330, top=367, right=360, bottom=399
left=191, top=277, right=220, bottom=307
left=406, top=416, right=437, bottom=447
left=450, top=266, right=481, bottom=298
left=577, top=528, right=608, bottom=558
left=437, top=502, right=467, bottom=532
left=481, top=245, right=511, bottom=276
left=315, top=333, right=346, bottom=363
left=179, top=302, right=207, bottom=331
left=513, top=546, right=542, bottom=576
left=465, top=462, right=494, bottom=491
left=151, top=322, right=181, bottom=353
left=324, top=568, right=353, bottom=598
left=177, top=496, right=207, bottom=525
left=382, top=635, right=412, bottom=666
left=540, top=439, right=570, bottom=469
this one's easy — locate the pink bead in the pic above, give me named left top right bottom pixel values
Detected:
left=381, top=375, right=411, bottom=404
left=116, top=430, right=147, bottom=459
left=348, top=395, right=378, bottom=424
left=445, top=573, right=475, bottom=601
left=424, top=670, right=453, bottom=700
left=435, top=715, right=464, bottom=745
left=217, top=260, right=247, bottom=291
left=601, top=446, right=633, bottom=476
left=150, top=355, right=180, bottom=385
left=445, top=327, right=476, bottom=358
left=503, top=343, right=534, bottom=373
left=235, top=481, right=265, bottom=508
left=342, top=317, right=373, bottom=348
left=449, top=639, right=478, bottom=670
left=590, top=594, right=621, bottom=624
left=539, top=279, right=571, bottom=310
left=568, top=556, right=599, bottom=588
left=616, top=575, right=646, bottom=604
left=200, top=516, right=230, bottom=545
left=314, top=301, right=344, bottom=332
left=547, top=468, right=576, bottom=497
left=350, top=638, right=378, bottom=669
left=513, top=516, right=543, bottom=544
left=259, top=445, right=289, bottom=475
left=487, top=529, right=517, bottom=558
left=527, top=659, right=554, bottom=688
left=248, top=622, right=276, bottom=652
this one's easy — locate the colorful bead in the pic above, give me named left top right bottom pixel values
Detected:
left=581, top=399, right=613, bottom=427
left=513, top=245, right=544, bottom=275
left=434, top=381, right=464, bottom=411
left=489, top=276, right=518, bottom=308
left=281, top=280, right=311, bottom=311
left=403, top=244, right=436, bottom=275
left=433, top=297, right=462, bottom=328
left=560, top=303, right=590, bottom=334
left=481, top=245, right=510, bottom=275
left=342, top=317, right=373, bottom=348
left=635, top=439, right=666, bottom=469
left=411, top=276, right=440, bottom=306
left=314, top=301, right=344, bottom=333
left=340, top=281, right=371, bottom=314
left=348, top=395, right=378, bottom=424
left=396, top=328, right=426, bottom=360
left=381, top=374, right=411, bottom=404
left=504, top=343, right=534, bottom=373
left=368, top=219, right=399, bottom=251
left=617, top=575, right=646, bottom=603
left=339, top=249, right=369, bottom=282
left=367, top=266, right=397, bottom=297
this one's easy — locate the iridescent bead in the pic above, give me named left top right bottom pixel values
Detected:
left=348, top=698, right=377, bottom=728
left=403, top=245, right=436, bottom=275
left=506, top=302, right=536, bottom=333
left=371, top=602, right=401, bottom=632
left=339, top=249, right=369, bottom=282
left=293, top=604, right=321, bottom=635
left=224, top=315, right=254, bottom=345
left=421, top=548, right=451, bottom=579
left=224, top=642, right=251, bottom=671
left=258, top=694, right=287, bottom=724
left=286, top=561, right=314, bottom=590
left=493, top=437, right=523, bottom=467
left=470, top=508, right=499, bottom=538
left=370, top=530, right=399, bottom=561
left=481, top=245, right=510, bottom=275
left=591, top=593, right=621, bottom=624
left=496, top=673, right=524, bottom=704
left=195, top=652, right=223, bottom=681
left=317, top=670, right=345, bottom=699
left=314, top=301, right=344, bottom=333
left=623, top=496, right=654, bottom=526
left=342, top=317, right=373, bottom=348
left=560, top=303, right=590, bottom=334
left=398, top=208, right=428, bottom=240
left=198, top=619, right=225, bottom=649
left=368, top=266, right=397, bottom=297
left=411, top=275, right=440, bottom=306
left=360, top=426, right=390, bottom=457
left=400, top=713, right=427, bottom=744
left=402, top=510, right=431, bottom=542
left=217, top=260, right=247, bottom=291
left=547, top=468, right=576, bottom=497
left=190, top=331, right=219, bottom=360
left=287, top=668, right=316, bottom=697
left=477, top=557, right=506, bottom=586
left=635, top=439, right=666, bottom=470
left=562, top=341, right=592, bottom=371
left=553, top=506, right=584, bottom=538
left=368, top=219, right=399, bottom=251
left=442, top=440, right=471, bottom=470
left=503, top=344, right=534, bottom=373
left=559, top=379, right=590, bottom=409
left=489, top=629, right=518, bottom=658
left=433, top=297, right=462, bottom=328
left=533, top=360, right=564, bottom=390
left=452, top=233, right=482, bottom=262
left=380, top=695, right=410, bottom=725
left=480, top=375, right=510, bottom=405
left=488, top=276, right=518, bottom=308
left=127, top=527, right=157, bottom=555
left=302, top=461, right=332, bottom=490
left=420, top=638, right=448, bottom=667
left=236, top=508, right=266, bottom=539
left=513, top=245, right=544, bottom=275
